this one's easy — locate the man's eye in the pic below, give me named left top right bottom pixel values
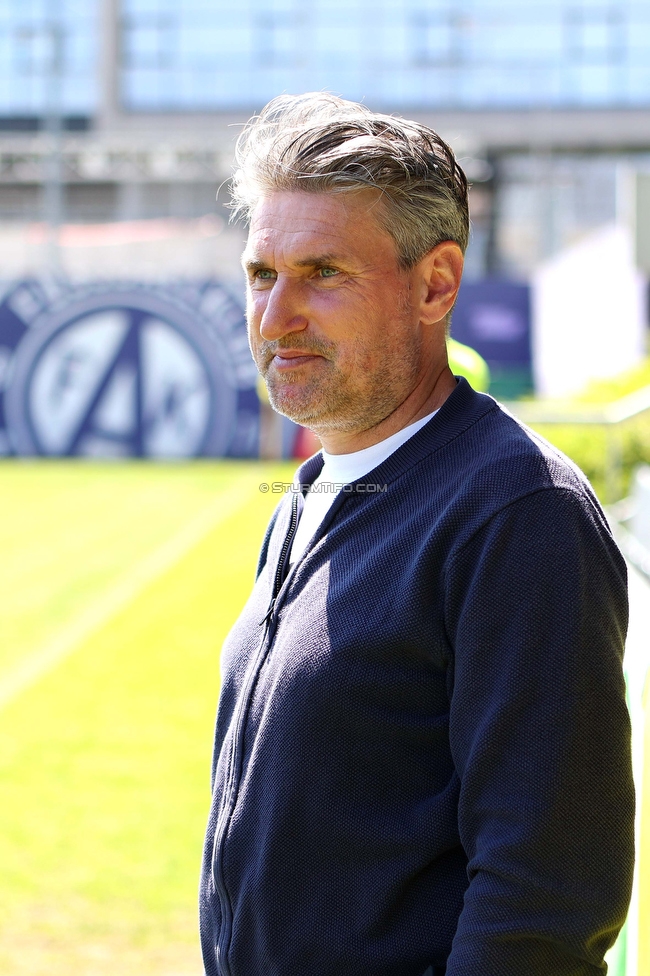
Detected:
left=254, top=269, right=276, bottom=281
left=318, top=267, right=339, bottom=278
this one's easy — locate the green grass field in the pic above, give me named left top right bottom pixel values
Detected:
left=0, top=460, right=293, bottom=976
left=1, top=459, right=648, bottom=975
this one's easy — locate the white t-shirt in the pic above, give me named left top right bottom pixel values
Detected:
left=290, top=410, right=438, bottom=564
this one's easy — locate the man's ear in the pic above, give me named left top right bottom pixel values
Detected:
left=416, top=241, right=464, bottom=326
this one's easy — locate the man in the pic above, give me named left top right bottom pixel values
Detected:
left=200, top=93, right=634, bottom=976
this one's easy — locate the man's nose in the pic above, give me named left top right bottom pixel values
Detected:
left=257, top=276, right=309, bottom=342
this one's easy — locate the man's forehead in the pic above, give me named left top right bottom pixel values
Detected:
left=251, top=186, right=381, bottom=215
left=243, top=189, right=393, bottom=264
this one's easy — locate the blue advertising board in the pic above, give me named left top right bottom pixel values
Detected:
left=450, top=279, right=532, bottom=399
left=0, top=279, right=260, bottom=458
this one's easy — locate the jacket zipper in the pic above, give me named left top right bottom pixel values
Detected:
left=212, top=492, right=300, bottom=976
left=260, top=490, right=300, bottom=629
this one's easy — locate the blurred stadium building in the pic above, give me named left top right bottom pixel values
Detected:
left=1, top=0, right=650, bottom=276
left=1, top=0, right=650, bottom=448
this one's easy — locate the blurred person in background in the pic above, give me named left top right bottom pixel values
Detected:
left=199, top=93, right=634, bottom=976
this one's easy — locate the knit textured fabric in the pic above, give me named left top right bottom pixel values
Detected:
left=199, top=378, right=634, bottom=976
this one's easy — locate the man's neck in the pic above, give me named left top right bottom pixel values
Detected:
left=317, top=365, right=457, bottom=455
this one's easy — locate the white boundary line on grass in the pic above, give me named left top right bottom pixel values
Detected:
left=0, top=477, right=257, bottom=713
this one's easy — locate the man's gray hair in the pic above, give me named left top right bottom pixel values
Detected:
left=231, top=92, right=469, bottom=268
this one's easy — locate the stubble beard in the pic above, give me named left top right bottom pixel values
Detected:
left=257, top=331, right=422, bottom=437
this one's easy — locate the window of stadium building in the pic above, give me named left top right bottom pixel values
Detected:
left=1, top=0, right=649, bottom=117
left=118, top=0, right=650, bottom=111
left=0, top=0, right=97, bottom=118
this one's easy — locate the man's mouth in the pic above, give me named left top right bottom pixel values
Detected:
left=272, top=350, right=323, bottom=367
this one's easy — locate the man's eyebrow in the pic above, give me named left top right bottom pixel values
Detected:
left=293, top=254, right=342, bottom=267
left=242, top=253, right=344, bottom=271
left=242, top=258, right=268, bottom=273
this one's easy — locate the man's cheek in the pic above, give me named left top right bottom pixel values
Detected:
left=247, top=314, right=264, bottom=353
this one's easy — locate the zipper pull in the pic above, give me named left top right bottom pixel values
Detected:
left=259, top=598, right=276, bottom=628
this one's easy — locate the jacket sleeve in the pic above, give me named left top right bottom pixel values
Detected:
left=443, top=487, right=634, bottom=976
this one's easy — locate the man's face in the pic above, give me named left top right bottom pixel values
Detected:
left=243, top=189, right=440, bottom=438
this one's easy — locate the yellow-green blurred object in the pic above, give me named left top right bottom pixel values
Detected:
left=604, top=917, right=627, bottom=975
left=447, top=338, right=490, bottom=393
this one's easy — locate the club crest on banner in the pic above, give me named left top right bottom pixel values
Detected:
left=0, top=279, right=260, bottom=458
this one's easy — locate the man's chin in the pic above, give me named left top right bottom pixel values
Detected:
left=264, top=378, right=315, bottom=421
left=267, top=393, right=322, bottom=428
left=267, top=396, right=362, bottom=436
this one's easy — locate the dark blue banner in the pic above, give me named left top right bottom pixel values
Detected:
left=0, top=279, right=260, bottom=458
left=451, top=279, right=532, bottom=398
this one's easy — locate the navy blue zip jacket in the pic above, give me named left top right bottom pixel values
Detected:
left=199, top=378, right=634, bottom=976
